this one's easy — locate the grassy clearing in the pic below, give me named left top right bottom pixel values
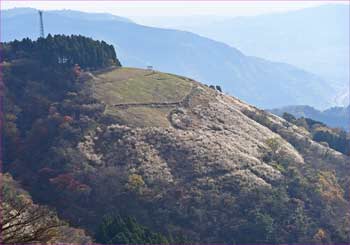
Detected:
left=94, top=67, right=192, bottom=105
left=92, top=67, right=193, bottom=127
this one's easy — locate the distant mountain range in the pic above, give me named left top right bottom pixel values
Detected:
left=270, top=105, right=349, bottom=130
left=158, top=4, right=349, bottom=105
left=2, top=7, right=337, bottom=109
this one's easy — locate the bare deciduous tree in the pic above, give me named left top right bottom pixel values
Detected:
left=1, top=173, right=92, bottom=244
left=1, top=197, right=64, bottom=244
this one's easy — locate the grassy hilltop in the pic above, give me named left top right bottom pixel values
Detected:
left=91, top=68, right=193, bottom=127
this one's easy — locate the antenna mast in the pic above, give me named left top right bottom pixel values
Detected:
left=38, top=10, right=45, bottom=38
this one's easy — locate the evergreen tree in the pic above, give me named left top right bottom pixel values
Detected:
left=1, top=34, right=121, bottom=69
left=95, top=214, right=169, bottom=244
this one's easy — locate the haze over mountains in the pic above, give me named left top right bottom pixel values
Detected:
left=270, top=105, right=350, bottom=131
left=149, top=4, right=350, bottom=106
left=2, top=7, right=339, bottom=109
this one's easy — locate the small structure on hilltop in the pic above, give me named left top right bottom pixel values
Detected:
left=146, top=65, right=155, bottom=75
left=58, top=57, right=69, bottom=64
left=38, top=10, right=45, bottom=38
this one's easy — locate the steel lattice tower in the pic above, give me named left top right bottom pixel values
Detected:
left=38, top=10, right=45, bottom=38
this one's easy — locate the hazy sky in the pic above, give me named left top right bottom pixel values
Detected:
left=3, top=1, right=349, bottom=27
left=3, top=1, right=349, bottom=17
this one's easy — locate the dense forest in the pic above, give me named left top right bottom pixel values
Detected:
left=2, top=35, right=120, bottom=167
left=1, top=35, right=350, bottom=244
left=1, top=34, right=120, bottom=69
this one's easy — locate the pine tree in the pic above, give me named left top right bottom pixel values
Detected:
left=95, top=214, right=169, bottom=244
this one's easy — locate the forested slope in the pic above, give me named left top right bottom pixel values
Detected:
left=2, top=36, right=349, bottom=244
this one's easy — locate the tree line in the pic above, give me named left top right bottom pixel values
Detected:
left=1, top=34, right=121, bottom=69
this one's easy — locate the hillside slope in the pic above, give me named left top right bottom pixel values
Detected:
left=3, top=37, right=350, bottom=243
left=1, top=8, right=336, bottom=109
left=52, top=67, right=350, bottom=243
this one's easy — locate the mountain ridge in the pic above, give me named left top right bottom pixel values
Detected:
left=165, top=4, right=349, bottom=86
left=1, top=7, right=336, bottom=109
left=270, top=105, right=350, bottom=130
